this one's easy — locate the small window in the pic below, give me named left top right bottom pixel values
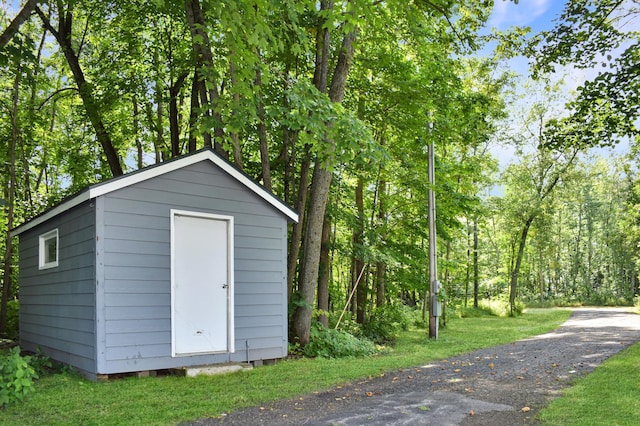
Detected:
left=39, top=229, right=59, bottom=270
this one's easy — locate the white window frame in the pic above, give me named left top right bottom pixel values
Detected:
left=39, top=229, right=59, bottom=270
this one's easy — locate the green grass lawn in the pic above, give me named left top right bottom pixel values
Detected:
left=0, top=308, right=571, bottom=425
left=538, top=341, right=640, bottom=426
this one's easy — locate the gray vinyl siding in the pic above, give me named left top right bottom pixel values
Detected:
left=98, top=161, right=288, bottom=374
left=18, top=201, right=97, bottom=374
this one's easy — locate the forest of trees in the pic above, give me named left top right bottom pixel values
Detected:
left=1, top=0, right=639, bottom=344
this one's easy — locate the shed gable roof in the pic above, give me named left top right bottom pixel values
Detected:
left=11, top=148, right=298, bottom=236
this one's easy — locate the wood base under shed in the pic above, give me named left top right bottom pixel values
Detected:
left=93, top=359, right=280, bottom=381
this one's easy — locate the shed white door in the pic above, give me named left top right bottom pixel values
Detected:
left=171, top=210, right=234, bottom=356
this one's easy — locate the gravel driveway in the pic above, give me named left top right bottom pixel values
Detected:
left=190, top=307, right=640, bottom=425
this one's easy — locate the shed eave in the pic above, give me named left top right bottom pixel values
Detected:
left=10, top=148, right=298, bottom=237
left=9, top=191, right=92, bottom=237
left=87, top=149, right=299, bottom=223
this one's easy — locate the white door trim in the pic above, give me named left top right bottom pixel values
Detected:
left=170, top=209, right=235, bottom=357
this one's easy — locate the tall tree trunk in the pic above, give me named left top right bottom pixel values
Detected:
left=287, top=146, right=311, bottom=303
left=327, top=31, right=356, bottom=103
left=0, top=0, right=43, bottom=49
left=508, top=145, right=578, bottom=313
left=188, top=69, right=199, bottom=152
left=350, top=256, right=357, bottom=316
left=36, top=7, right=123, bottom=177
left=509, top=216, right=535, bottom=314
left=282, top=125, right=294, bottom=203
left=473, top=216, right=479, bottom=308
left=133, top=95, right=143, bottom=169
left=292, top=27, right=357, bottom=345
left=375, top=178, right=387, bottom=308
left=255, top=61, right=272, bottom=191
left=36, top=79, right=59, bottom=195
left=293, top=163, right=333, bottom=344
left=21, top=26, right=47, bottom=212
left=465, top=219, right=471, bottom=307
left=538, top=249, right=545, bottom=301
left=169, top=73, right=188, bottom=157
left=571, top=205, right=583, bottom=292
left=287, top=0, right=331, bottom=321
left=155, top=53, right=166, bottom=161
left=228, top=59, right=243, bottom=168
left=184, top=0, right=226, bottom=155
left=0, top=66, right=20, bottom=334
left=312, top=0, right=333, bottom=93
left=354, top=178, right=366, bottom=324
left=317, top=214, right=331, bottom=327
left=194, top=77, right=212, bottom=148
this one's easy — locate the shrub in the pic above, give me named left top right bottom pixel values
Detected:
left=456, top=305, right=494, bottom=318
left=28, top=348, right=69, bottom=376
left=510, top=298, right=525, bottom=316
left=330, top=315, right=363, bottom=337
left=4, top=299, right=19, bottom=341
left=585, top=292, right=631, bottom=307
left=360, top=304, right=411, bottom=344
left=0, top=347, right=38, bottom=408
left=304, top=323, right=377, bottom=358
left=456, top=298, right=521, bottom=318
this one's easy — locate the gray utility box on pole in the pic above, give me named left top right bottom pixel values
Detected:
left=432, top=298, right=442, bottom=317
left=432, top=280, right=442, bottom=317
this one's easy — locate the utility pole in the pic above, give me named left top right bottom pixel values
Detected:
left=428, top=120, right=440, bottom=339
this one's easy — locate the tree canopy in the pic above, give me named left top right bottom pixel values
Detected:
left=531, top=0, right=640, bottom=148
left=1, top=0, right=639, bottom=343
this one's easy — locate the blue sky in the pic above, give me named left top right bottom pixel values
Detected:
left=488, top=0, right=566, bottom=33
left=485, top=0, right=634, bottom=169
left=486, top=0, right=572, bottom=85
left=485, top=1, right=571, bottom=169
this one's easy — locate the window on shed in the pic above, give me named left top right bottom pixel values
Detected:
left=39, top=229, right=59, bottom=270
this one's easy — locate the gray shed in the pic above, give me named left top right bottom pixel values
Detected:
left=10, top=148, right=298, bottom=380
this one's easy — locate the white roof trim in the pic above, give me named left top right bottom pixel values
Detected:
left=10, top=192, right=92, bottom=237
left=10, top=149, right=298, bottom=236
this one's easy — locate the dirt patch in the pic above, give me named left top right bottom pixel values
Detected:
left=187, top=308, right=640, bottom=425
